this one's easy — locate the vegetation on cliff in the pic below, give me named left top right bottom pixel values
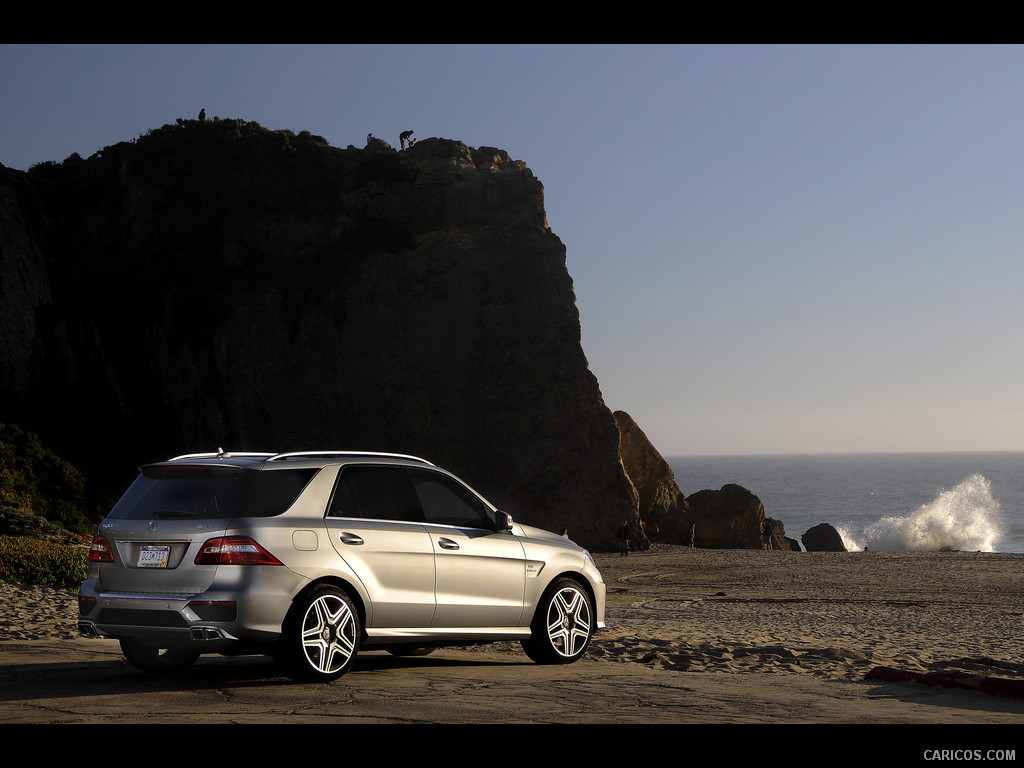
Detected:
left=0, top=423, right=103, bottom=535
left=29, top=116, right=331, bottom=180
left=0, top=534, right=88, bottom=589
left=0, top=425, right=93, bottom=588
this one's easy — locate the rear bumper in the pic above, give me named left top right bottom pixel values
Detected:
left=78, top=617, right=241, bottom=650
left=77, top=590, right=247, bottom=650
left=77, top=574, right=300, bottom=649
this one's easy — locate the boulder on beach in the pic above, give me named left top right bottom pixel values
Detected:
left=613, top=410, right=794, bottom=550
left=802, top=523, right=847, bottom=552
left=684, top=484, right=792, bottom=551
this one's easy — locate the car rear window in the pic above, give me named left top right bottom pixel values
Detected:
left=107, top=467, right=319, bottom=520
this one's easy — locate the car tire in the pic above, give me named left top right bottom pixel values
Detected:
left=119, top=638, right=200, bottom=673
left=282, top=584, right=361, bottom=682
left=521, top=577, right=594, bottom=664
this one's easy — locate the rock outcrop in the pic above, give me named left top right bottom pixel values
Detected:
left=0, top=169, right=50, bottom=401
left=681, top=484, right=792, bottom=551
left=0, top=118, right=636, bottom=550
left=802, top=523, right=847, bottom=552
left=613, top=411, right=684, bottom=549
left=613, top=410, right=790, bottom=550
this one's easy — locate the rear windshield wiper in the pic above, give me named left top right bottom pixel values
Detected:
left=153, top=509, right=199, bottom=518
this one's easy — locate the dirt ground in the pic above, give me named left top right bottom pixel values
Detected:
left=3, top=547, right=1024, bottom=738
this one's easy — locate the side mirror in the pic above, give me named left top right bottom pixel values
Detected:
left=494, top=510, right=514, bottom=532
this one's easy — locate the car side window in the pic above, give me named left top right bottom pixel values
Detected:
left=328, top=466, right=424, bottom=522
left=409, top=468, right=493, bottom=530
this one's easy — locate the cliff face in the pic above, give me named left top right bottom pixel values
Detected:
left=613, top=411, right=681, bottom=548
left=0, top=119, right=636, bottom=549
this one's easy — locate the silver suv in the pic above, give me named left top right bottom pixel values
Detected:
left=78, top=451, right=605, bottom=681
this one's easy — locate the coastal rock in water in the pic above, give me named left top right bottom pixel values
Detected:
left=684, top=484, right=792, bottom=550
left=802, top=523, right=847, bottom=552
left=0, top=120, right=637, bottom=550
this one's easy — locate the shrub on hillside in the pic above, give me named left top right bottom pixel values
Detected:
left=0, top=535, right=89, bottom=589
left=0, top=424, right=98, bottom=535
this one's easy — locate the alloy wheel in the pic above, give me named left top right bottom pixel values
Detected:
left=545, top=584, right=592, bottom=658
left=301, top=592, right=357, bottom=675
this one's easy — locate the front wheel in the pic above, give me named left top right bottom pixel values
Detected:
left=119, top=638, right=200, bottom=673
left=521, top=578, right=594, bottom=664
left=281, top=585, right=361, bottom=682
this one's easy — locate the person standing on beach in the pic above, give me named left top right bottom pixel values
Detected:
left=688, top=523, right=696, bottom=549
left=618, top=521, right=630, bottom=556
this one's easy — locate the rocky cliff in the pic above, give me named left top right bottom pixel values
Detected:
left=0, top=117, right=636, bottom=549
left=613, top=410, right=682, bottom=547
left=614, top=410, right=792, bottom=550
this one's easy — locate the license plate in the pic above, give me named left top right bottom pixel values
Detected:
left=138, top=545, right=170, bottom=568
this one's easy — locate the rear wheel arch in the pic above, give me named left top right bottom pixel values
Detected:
left=278, top=581, right=362, bottom=681
left=290, top=576, right=368, bottom=637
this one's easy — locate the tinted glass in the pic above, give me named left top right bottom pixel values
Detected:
left=107, top=467, right=318, bottom=520
left=410, top=469, right=493, bottom=529
left=328, top=466, right=424, bottom=522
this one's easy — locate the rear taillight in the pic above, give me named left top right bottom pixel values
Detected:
left=89, top=535, right=114, bottom=562
left=194, top=536, right=283, bottom=565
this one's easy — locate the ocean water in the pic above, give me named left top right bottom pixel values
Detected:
left=668, top=452, right=1024, bottom=554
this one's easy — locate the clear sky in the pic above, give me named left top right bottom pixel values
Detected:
left=3, top=44, right=1023, bottom=456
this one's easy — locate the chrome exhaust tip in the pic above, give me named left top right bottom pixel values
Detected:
left=190, top=626, right=225, bottom=641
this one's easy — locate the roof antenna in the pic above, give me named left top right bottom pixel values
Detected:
left=217, top=447, right=230, bottom=458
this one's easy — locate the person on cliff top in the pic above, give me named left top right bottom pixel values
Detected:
left=400, top=130, right=414, bottom=150
left=618, top=521, right=630, bottom=557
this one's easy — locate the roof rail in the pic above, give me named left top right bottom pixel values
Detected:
left=267, top=451, right=435, bottom=465
left=168, top=450, right=277, bottom=461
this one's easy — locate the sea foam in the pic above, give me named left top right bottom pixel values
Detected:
left=843, top=473, right=1001, bottom=552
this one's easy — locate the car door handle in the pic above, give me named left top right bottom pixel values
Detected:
left=437, top=537, right=460, bottom=550
left=339, top=533, right=364, bottom=545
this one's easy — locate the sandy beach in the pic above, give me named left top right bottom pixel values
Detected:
left=591, top=546, right=1024, bottom=681
left=3, top=545, right=1024, bottom=726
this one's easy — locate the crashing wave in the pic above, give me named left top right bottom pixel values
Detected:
left=846, top=474, right=1001, bottom=552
